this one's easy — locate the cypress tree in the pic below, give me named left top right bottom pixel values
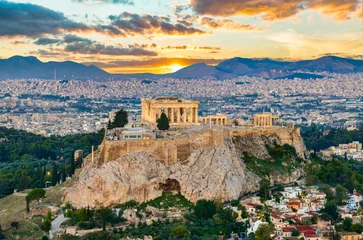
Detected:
left=51, top=164, right=57, bottom=186
left=110, top=109, right=128, bottom=129
left=157, top=112, right=170, bottom=130
left=62, top=168, right=66, bottom=182
left=40, top=166, right=44, bottom=188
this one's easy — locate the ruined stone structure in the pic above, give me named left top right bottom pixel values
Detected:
left=248, top=113, right=280, bottom=127
left=200, top=114, right=228, bottom=125
left=97, top=126, right=305, bottom=166
left=141, top=97, right=199, bottom=125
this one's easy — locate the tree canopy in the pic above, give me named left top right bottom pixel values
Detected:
left=157, top=112, right=170, bottom=131
left=108, top=109, right=128, bottom=129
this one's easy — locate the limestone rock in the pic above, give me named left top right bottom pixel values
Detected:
left=170, top=146, right=260, bottom=203
left=64, top=152, right=169, bottom=208
left=122, top=209, right=141, bottom=226
left=64, top=146, right=261, bottom=208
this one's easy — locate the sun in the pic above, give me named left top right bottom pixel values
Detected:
left=168, top=64, right=183, bottom=73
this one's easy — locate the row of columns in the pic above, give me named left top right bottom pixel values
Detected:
left=154, top=106, right=198, bottom=124
left=254, top=115, right=273, bottom=127
left=202, top=117, right=226, bottom=125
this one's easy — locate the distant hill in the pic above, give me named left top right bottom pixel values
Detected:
left=0, top=56, right=110, bottom=80
left=0, top=55, right=362, bottom=80
left=169, top=56, right=363, bottom=79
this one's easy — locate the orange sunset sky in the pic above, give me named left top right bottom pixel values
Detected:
left=0, top=0, right=362, bottom=74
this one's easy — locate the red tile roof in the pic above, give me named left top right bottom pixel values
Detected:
left=282, top=227, right=296, bottom=232
left=296, top=226, right=315, bottom=233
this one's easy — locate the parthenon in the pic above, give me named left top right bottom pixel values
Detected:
left=141, top=97, right=199, bottom=125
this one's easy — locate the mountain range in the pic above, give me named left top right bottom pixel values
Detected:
left=0, top=55, right=362, bottom=80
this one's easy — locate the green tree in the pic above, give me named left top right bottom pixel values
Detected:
left=40, top=165, right=45, bottom=188
left=343, top=218, right=352, bottom=231
left=107, top=119, right=112, bottom=130
left=292, top=229, right=300, bottom=236
left=97, top=208, right=113, bottom=231
left=10, top=221, right=19, bottom=229
left=43, top=219, right=51, bottom=232
left=255, top=223, right=274, bottom=240
left=51, top=164, right=58, bottom=186
left=26, top=188, right=46, bottom=212
left=62, top=168, right=66, bottom=182
left=157, top=112, right=170, bottom=131
left=110, top=109, right=128, bottom=129
left=18, top=171, right=30, bottom=191
left=320, top=201, right=339, bottom=223
left=259, top=179, right=270, bottom=200
left=171, top=226, right=190, bottom=239
left=194, top=200, right=216, bottom=220
left=336, top=185, right=348, bottom=205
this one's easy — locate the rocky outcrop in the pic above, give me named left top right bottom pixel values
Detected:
left=64, top=146, right=261, bottom=208
left=170, top=146, right=260, bottom=203
left=64, top=127, right=307, bottom=208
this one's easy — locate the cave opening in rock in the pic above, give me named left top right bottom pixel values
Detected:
left=159, top=178, right=181, bottom=193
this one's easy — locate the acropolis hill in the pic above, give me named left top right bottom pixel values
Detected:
left=64, top=97, right=308, bottom=208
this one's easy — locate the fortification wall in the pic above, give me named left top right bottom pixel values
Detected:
left=98, top=126, right=306, bottom=165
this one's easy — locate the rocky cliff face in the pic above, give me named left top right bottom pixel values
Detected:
left=64, top=128, right=307, bottom=208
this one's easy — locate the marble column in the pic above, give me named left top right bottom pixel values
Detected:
left=182, top=107, right=186, bottom=123
left=177, top=108, right=180, bottom=124
left=171, top=108, right=174, bottom=123
left=194, top=107, right=198, bottom=124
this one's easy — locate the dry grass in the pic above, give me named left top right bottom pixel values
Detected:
left=0, top=182, right=69, bottom=239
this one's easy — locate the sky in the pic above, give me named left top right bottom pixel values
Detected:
left=0, top=0, right=362, bottom=74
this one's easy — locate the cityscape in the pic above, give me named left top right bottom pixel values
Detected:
left=1, top=72, right=363, bottom=135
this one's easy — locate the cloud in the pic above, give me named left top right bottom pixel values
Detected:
left=34, top=38, right=61, bottom=45
left=34, top=34, right=93, bottom=45
left=0, top=1, right=90, bottom=37
left=10, top=41, right=27, bottom=45
left=63, top=34, right=93, bottom=44
left=107, top=12, right=207, bottom=37
left=200, top=17, right=261, bottom=31
left=64, top=42, right=158, bottom=56
left=29, top=49, right=65, bottom=57
left=190, top=0, right=361, bottom=20
left=71, top=0, right=134, bottom=4
left=162, top=45, right=221, bottom=50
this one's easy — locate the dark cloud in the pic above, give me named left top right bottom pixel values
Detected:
left=190, top=0, right=360, bottom=20
left=127, top=43, right=158, bottom=48
left=64, top=42, right=158, bottom=56
left=34, top=35, right=93, bottom=45
left=200, top=17, right=261, bottom=31
left=107, top=12, right=207, bottom=37
left=0, top=1, right=90, bottom=37
left=34, top=38, right=61, bottom=45
left=63, top=34, right=93, bottom=44
left=71, top=0, right=134, bottom=5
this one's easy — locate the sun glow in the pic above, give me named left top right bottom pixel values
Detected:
left=168, top=64, right=184, bottom=73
